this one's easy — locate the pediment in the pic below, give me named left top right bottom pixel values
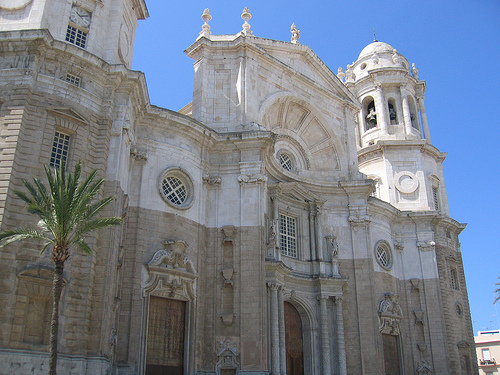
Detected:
left=269, top=182, right=325, bottom=206
left=47, top=106, right=88, bottom=125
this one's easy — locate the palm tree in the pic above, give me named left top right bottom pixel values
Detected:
left=495, top=278, right=500, bottom=305
left=0, top=160, right=121, bottom=375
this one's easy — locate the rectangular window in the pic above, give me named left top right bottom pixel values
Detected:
left=483, top=348, right=491, bottom=361
left=432, top=187, right=439, bottom=211
left=50, top=131, right=70, bottom=168
left=450, top=268, right=459, bottom=290
left=280, top=214, right=297, bottom=258
left=65, top=73, right=81, bottom=87
left=65, top=25, right=87, bottom=48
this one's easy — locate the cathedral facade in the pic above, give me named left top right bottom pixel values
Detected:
left=0, top=1, right=477, bottom=374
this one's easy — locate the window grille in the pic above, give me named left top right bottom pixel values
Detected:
left=50, top=131, right=70, bottom=168
left=279, top=214, right=297, bottom=258
left=375, top=242, right=393, bottom=270
left=65, top=25, right=87, bottom=48
left=65, top=73, right=81, bottom=87
left=162, top=176, right=187, bottom=206
left=279, top=153, right=293, bottom=171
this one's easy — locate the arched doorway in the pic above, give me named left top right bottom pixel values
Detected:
left=285, top=301, right=304, bottom=375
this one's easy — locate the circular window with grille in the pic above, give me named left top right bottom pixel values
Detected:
left=158, top=168, right=194, bottom=209
left=278, top=152, right=293, bottom=171
left=375, top=241, right=393, bottom=270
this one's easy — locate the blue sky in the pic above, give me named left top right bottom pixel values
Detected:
left=132, top=1, right=500, bottom=334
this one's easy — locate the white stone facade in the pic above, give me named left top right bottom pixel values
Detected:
left=0, top=3, right=477, bottom=375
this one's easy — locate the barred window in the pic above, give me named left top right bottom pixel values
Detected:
left=280, top=214, right=297, bottom=258
left=65, top=25, right=87, bottom=48
left=279, top=152, right=293, bottom=171
left=65, top=73, right=81, bottom=87
left=50, top=131, right=70, bottom=168
left=161, top=176, right=187, bottom=206
left=375, top=241, right=393, bottom=270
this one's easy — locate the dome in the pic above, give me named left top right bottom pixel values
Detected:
left=358, top=41, right=395, bottom=60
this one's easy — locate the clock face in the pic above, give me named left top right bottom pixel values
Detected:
left=70, top=6, right=91, bottom=28
left=0, top=0, right=33, bottom=10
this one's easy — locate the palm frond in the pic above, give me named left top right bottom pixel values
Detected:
left=494, top=278, right=500, bottom=304
left=74, top=238, right=92, bottom=255
left=0, top=228, right=51, bottom=247
left=69, top=216, right=122, bottom=244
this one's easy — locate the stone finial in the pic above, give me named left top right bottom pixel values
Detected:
left=199, top=8, right=212, bottom=38
left=372, top=52, right=380, bottom=64
left=241, top=7, right=253, bottom=36
left=411, top=63, right=419, bottom=80
left=290, top=23, right=300, bottom=44
left=337, top=67, right=345, bottom=81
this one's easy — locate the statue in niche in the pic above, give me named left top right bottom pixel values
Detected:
left=378, top=292, right=403, bottom=335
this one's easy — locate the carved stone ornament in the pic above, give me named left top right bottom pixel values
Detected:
left=241, top=7, right=252, bottom=36
left=394, top=241, right=404, bottom=252
left=337, top=67, right=345, bottom=81
left=413, top=309, right=424, bottom=324
left=215, top=339, right=240, bottom=374
left=394, top=171, right=419, bottom=194
left=238, top=173, right=267, bottom=184
left=416, top=360, right=432, bottom=374
left=411, top=63, right=420, bottom=80
left=199, top=8, right=212, bottom=37
left=378, top=292, right=403, bottom=335
left=144, top=240, right=197, bottom=301
left=410, top=278, right=420, bottom=291
left=417, top=240, right=435, bottom=252
left=222, top=226, right=236, bottom=243
left=130, top=145, right=148, bottom=161
left=221, top=268, right=235, bottom=287
left=203, top=174, right=221, bottom=187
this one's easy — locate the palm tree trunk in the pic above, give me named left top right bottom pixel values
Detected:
left=49, top=260, right=64, bottom=375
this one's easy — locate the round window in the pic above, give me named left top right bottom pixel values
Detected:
left=158, top=168, right=194, bottom=209
left=279, top=152, right=293, bottom=171
left=375, top=241, right=393, bottom=270
left=360, top=62, right=367, bottom=70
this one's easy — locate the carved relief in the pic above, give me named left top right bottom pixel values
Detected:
left=215, top=339, right=240, bottom=374
left=417, top=240, right=435, bottom=252
left=144, top=240, right=197, bottom=301
left=394, top=171, right=419, bottom=194
left=378, top=293, right=403, bottom=335
left=416, top=360, right=432, bottom=374
left=130, top=145, right=148, bottom=161
left=238, top=173, right=267, bottom=184
left=203, top=174, right=222, bottom=187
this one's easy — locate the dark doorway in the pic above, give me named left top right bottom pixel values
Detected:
left=382, top=334, right=401, bottom=375
left=285, top=301, right=304, bottom=375
left=146, top=297, right=186, bottom=375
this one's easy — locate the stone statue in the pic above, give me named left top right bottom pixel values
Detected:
left=290, top=23, right=300, bottom=44
left=345, top=64, right=355, bottom=82
left=411, top=63, right=419, bottom=80
left=337, top=67, right=345, bottom=81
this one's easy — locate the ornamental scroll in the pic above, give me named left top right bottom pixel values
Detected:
left=144, top=240, right=197, bottom=301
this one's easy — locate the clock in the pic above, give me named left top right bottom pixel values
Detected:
left=0, top=0, right=33, bottom=10
left=70, top=6, right=91, bottom=29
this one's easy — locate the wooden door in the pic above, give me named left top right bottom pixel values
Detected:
left=146, top=297, right=186, bottom=375
left=285, top=301, right=304, bottom=375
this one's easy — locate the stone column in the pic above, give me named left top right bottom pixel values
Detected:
left=315, top=205, right=324, bottom=261
left=417, top=96, right=432, bottom=143
left=271, top=195, right=280, bottom=260
left=357, top=110, right=365, bottom=137
left=319, top=296, right=332, bottom=375
left=373, top=84, right=388, bottom=135
left=269, top=283, right=280, bottom=374
left=335, top=296, right=347, bottom=375
left=309, top=202, right=317, bottom=260
left=400, top=86, right=413, bottom=135
left=278, top=287, right=287, bottom=374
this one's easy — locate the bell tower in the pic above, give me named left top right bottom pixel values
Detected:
left=0, top=0, right=148, bottom=68
left=339, top=41, right=449, bottom=214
